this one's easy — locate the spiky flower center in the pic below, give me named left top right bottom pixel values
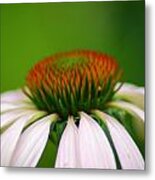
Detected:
left=26, top=50, right=122, bottom=119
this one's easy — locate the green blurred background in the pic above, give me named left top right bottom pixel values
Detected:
left=0, top=1, right=145, bottom=93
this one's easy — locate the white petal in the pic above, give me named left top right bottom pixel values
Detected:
left=1, top=102, right=36, bottom=114
left=94, top=110, right=144, bottom=169
left=108, top=101, right=144, bottom=121
left=1, top=112, right=42, bottom=166
left=1, top=89, right=30, bottom=103
left=115, top=82, right=144, bottom=93
left=55, top=117, right=78, bottom=168
left=1, top=109, right=43, bottom=130
left=10, top=114, right=57, bottom=167
left=115, top=82, right=144, bottom=109
left=107, top=101, right=144, bottom=146
left=78, top=112, right=116, bottom=169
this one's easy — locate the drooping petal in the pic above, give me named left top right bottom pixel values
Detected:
left=55, top=116, right=78, bottom=168
left=108, top=101, right=144, bottom=121
left=1, top=109, right=44, bottom=131
left=1, top=112, right=44, bottom=166
left=107, top=101, right=144, bottom=144
left=1, top=102, right=36, bottom=114
left=114, top=82, right=144, bottom=109
left=94, top=110, right=144, bottom=169
left=10, top=114, right=57, bottom=167
left=107, top=100, right=145, bottom=155
left=78, top=112, right=116, bottom=169
left=115, top=82, right=144, bottom=92
left=1, top=89, right=30, bottom=103
left=0, top=88, right=36, bottom=115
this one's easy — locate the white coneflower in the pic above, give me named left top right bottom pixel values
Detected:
left=0, top=50, right=144, bottom=169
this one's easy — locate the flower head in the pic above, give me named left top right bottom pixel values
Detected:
left=1, top=50, right=144, bottom=169
left=26, top=50, right=122, bottom=118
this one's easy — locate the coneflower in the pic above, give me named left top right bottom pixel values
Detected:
left=1, top=50, right=144, bottom=169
